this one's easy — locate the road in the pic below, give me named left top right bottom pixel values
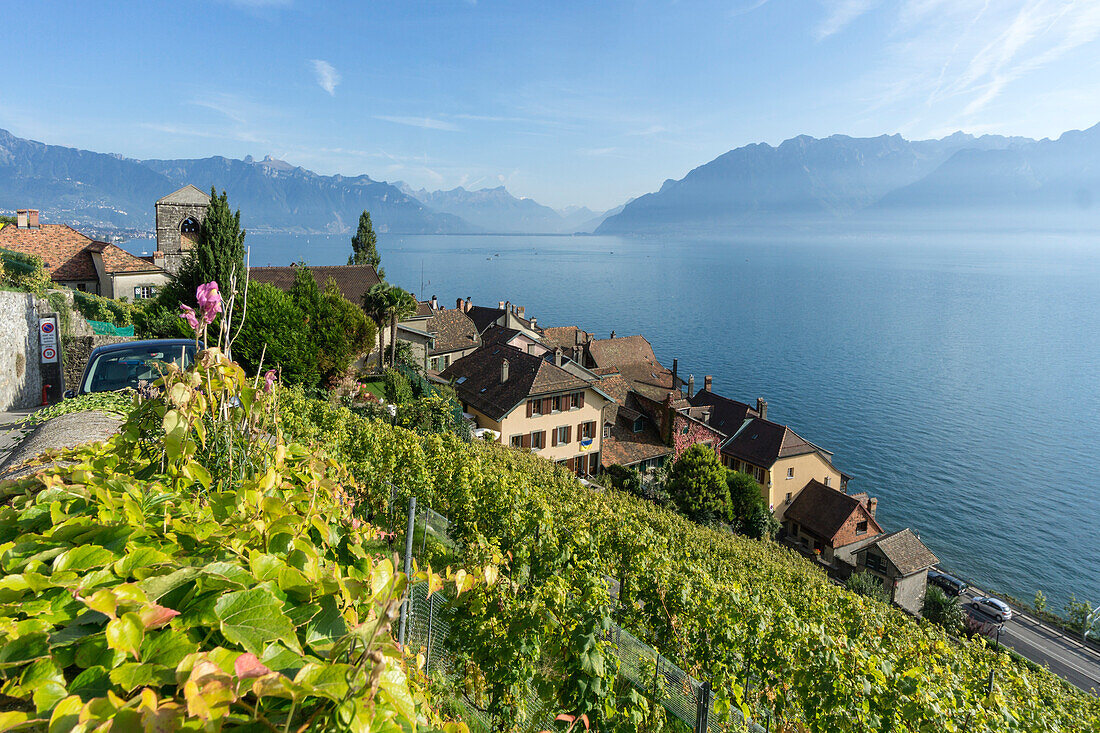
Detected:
left=962, top=588, right=1100, bottom=694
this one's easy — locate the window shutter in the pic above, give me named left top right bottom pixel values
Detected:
left=552, top=429, right=559, bottom=447
left=522, top=433, right=531, bottom=448
left=567, top=457, right=575, bottom=471
left=527, top=400, right=534, bottom=418
left=543, top=397, right=553, bottom=415
left=577, top=391, right=585, bottom=408
left=565, top=425, right=572, bottom=443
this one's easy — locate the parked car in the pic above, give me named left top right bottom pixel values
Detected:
left=67, top=339, right=199, bottom=397
left=928, top=569, right=968, bottom=596
left=970, top=596, right=1013, bottom=623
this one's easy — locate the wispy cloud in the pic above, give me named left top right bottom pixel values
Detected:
left=375, top=115, right=461, bottom=131
left=856, top=0, right=1100, bottom=132
left=816, top=0, right=879, bottom=39
left=310, top=59, right=340, bottom=96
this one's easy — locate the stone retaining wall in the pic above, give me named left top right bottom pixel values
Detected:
left=62, top=335, right=129, bottom=390
left=0, top=291, right=42, bottom=410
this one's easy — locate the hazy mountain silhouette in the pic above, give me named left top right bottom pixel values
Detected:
left=593, top=129, right=1100, bottom=234
left=399, top=184, right=607, bottom=233
left=0, top=130, right=473, bottom=234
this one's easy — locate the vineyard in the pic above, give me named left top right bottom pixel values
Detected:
left=279, top=387, right=1100, bottom=732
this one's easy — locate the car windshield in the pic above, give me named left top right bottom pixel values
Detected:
left=82, top=344, right=195, bottom=394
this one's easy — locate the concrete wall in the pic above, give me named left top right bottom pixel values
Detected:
left=0, top=291, right=43, bottom=410
left=891, top=571, right=929, bottom=616
left=106, top=272, right=170, bottom=300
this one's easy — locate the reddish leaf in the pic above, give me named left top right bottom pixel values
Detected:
left=234, top=653, right=273, bottom=681
left=139, top=604, right=180, bottom=629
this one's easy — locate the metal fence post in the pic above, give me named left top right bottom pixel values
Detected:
left=695, top=681, right=712, bottom=732
left=651, top=655, right=662, bottom=705
left=398, top=495, right=417, bottom=648
left=425, top=592, right=435, bottom=672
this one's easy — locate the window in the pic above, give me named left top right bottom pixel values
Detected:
left=180, top=217, right=200, bottom=233
left=133, top=285, right=157, bottom=300
left=581, top=421, right=595, bottom=440
left=786, top=467, right=795, bottom=479
left=510, top=435, right=523, bottom=448
left=632, top=417, right=645, bottom=433
left=531, top=430, right=545, bottom=450
left=552, top=396, right=562, bottom=413
left=556, top=426, right=569, bottom=445
left=569, top=393, right=581, bottom=409
left=680, top=425, right=690, bottom=435
left=530, top=399, right=543, bottom=417
left=430, top=357, right=439, bottom=371
left=76, top=283, right=87, bottom=292
left=603, top=425, right=611, bottom=438
left=785, top=492, right=792, bottom=504
left=865, top=551, right=887, bottom=574
left=443, top=354, right=451, bottom=368
left=855, top=520, right=868, bottom=535
left=824, top=476, right=832, bottom=487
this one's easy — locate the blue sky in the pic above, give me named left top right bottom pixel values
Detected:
left=3, top=0, right=1099, bottom=210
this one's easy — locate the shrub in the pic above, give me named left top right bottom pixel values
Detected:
left=232, top=282, right=322, bottom=387
left=604, top=464, right=642, bottom=495
left=383, top=367, right=413, bottom=404
left=923, top=586, right=965, bottom=634
left=667, top=444, right=730, bottom=524
left=727, top=470, right=777, bottom=538
left=847, top=571, right=889, bottom=603
left=72, top=289, right=135, bottom=326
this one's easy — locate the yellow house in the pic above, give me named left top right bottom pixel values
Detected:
left=440, top=343, right=612, bottom=476
left=719, top=416, right=850, bottom=520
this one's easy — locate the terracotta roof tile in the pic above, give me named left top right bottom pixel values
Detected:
left=0, top=224, right=163, bottom=282
left=249, top=264, right=381, bottom=306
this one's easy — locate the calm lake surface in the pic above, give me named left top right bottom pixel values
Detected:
left=125, top=231, right=1100, bottom=610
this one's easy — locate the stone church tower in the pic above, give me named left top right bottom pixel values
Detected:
left=155, top=184, right=210, bottom=275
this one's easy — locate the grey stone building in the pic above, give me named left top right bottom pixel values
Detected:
left=155, top=185, right=210, bottom=275
left=854, top=528, right=939, bottom=616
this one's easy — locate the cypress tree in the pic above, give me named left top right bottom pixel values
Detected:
left=347, top=210, right=381, bottom=272
left=162, top=187, right=246, bottom=308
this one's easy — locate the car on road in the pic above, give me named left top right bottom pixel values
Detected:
left=970, top=596, right=1013, bottom=623
left=67, top=339, right=199, bottom=397
left=928, top=569, right=968, bottom=596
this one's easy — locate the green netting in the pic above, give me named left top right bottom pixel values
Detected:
left=87, top=320, right=135, bottom=337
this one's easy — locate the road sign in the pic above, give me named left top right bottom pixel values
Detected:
left=39, top=316, right=58, bottom=364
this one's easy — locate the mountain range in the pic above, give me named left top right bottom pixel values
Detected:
left=2, top=123, right=1098, bottom=238
left=597, top=124, right=1100, bottom=234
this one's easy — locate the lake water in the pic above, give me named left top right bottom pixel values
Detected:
left=124, top=231, right=1100, bottom=610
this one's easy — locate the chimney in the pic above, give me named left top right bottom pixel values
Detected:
left=501, top=358, right=509, bottom=383
left=704, top=375, right=712, bottom=392
left=16, top=210, right=28, bottom=228
left=687, top=375, right=695, bottom=397
left=517, top=306, right=525, bottom=318
left=665, top=391, right=675, bottom=407
left=575, top=330, right=582, bottom=346
left=431, top=295, right=438, bottom=310
left=465, top=297, right=471, bottom=312
left=554, top=347, right=563, bottom=367
left=27, top=210, right=39, bottom=228
left=499, top=300, right=506, bottom=310
left=702, top=409, right=711, bottom=424
left=456, top=297, right=464, bottom=310
left=756, top=398, right=768, bottom=420
left=672, top=359, right=678, bottom=392
left=867, top=497, right=878, bottom=517
left=530, top=317, right=537, bottom=328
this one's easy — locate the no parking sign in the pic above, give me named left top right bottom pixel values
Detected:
left=39, top=317, right=58, bottom=363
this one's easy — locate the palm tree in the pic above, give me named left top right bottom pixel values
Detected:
left=387, top=286, right=418, bottom=368
left=362, top=282, right=391, bottom=371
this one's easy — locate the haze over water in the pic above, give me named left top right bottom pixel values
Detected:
left=127, top=231, right=1100, bottom=610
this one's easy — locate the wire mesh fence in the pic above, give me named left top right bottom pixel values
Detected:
left=396, top=497, right=767, bottom=732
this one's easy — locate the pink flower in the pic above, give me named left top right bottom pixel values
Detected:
left=196, top=282, right=223, bottom=324
left=263, top=369, right=277, bottom=393
left=179, top=303, right=201, bottom=331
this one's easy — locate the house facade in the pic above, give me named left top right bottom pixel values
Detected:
left=854, top=529, right=939, bottom=616
left=0, top=211, right=168, bottom=298
left=441, top=344, right=612, bottom=475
